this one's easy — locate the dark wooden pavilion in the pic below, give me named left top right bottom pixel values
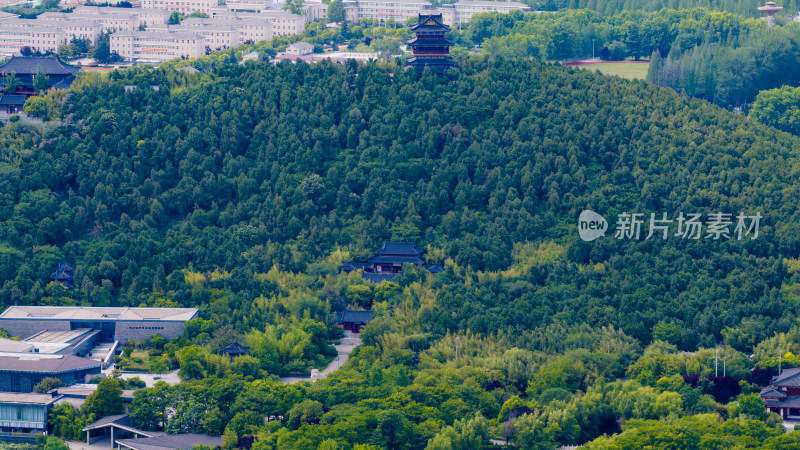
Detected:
left=50, top=261, right=75, bottom=289
left=222, top=342, right=250, bottom=359
left=406, top=13, right=454, bottom=72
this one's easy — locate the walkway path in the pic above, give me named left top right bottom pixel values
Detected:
left=280, top=332, right=362, bottom=384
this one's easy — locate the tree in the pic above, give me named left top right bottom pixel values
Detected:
left=85, top=378, right=124, bottom=417
left=24, top=96, right=48, bottom=118
left=426, top=413, right=489, bottom=450
left=370, top=37, right=401, bottom=60
left=4, top=72, right=19, bottom=93
left=282, top=0, right=303, bottom=15
left=92, top=32, right=111, bottom=63
left=169, top=11, right=185, bottom=24
left=327, top=0, right=345, bottom=23
left=42, top=436, right=69, bottom=450
left=178, top=345, right=206, bottom=380
left=129, top=383, right=170, bottom=431
left=33, top=66, right=49, bottom=93
left=150, top=356, right=170, bottom=375
left=34, top=377, right=65, bottom=393
left=286, top=399, right=324, bottom=430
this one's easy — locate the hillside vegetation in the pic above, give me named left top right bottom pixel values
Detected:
left=4, top=58, right=800, bottom=447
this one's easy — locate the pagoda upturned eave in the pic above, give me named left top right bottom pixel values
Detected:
left=407, top=37, right=455, bottom=46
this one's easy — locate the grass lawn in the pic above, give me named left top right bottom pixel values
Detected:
left=580, top=62, right=650, bottom=80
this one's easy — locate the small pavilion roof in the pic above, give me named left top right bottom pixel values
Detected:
left=222, top=342, right=249, bottom=356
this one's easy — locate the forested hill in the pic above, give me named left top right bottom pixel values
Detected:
left=2, top=58, right=800, bottom=349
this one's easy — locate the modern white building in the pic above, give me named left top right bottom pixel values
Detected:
left=141, top=0, right=219, bottom=14
left=343, top=0, right=530, bottom=26
left=110, top=30, right=206, bottom=62
left=285, top=41, right=313, bottom=55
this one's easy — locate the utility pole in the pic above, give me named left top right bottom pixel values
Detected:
left=715, top=348, right=718, bottom=377
left=592, top=39, right=595, bottom=60
left=780, top=348, right=783, bottom=375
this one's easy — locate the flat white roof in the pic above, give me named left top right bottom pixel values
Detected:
left=0, top=306, right=199, bottom=322
left=0, top=392, right=60, bottom=405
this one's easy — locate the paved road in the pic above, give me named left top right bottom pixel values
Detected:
left=107, top=369, right=181, bottom=387
left=281, top=332, right=362, bottom=384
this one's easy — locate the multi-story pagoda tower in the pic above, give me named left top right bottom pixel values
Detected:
left=406, top=12, right=454, bottom=72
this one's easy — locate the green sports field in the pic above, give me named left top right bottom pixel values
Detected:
left=578, top=62, right=650, bottom=80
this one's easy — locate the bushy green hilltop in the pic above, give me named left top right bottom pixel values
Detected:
left=6, top=58, right=800, bottom=447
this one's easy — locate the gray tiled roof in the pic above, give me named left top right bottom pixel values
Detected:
left=0, top=95, right=26, bottom=106
left=760, top=386, right=785, bottom=398
left=777, top=396, right=800, bottom=408
left=117, top=433, right=223, bottom=450
left=0, top=56, right=78, bottom=76
left=0, top=354, right=102, bottom=374
left=84, top=414, right=131, bottom=430
left=334, top=310, right=374, bottom=324
left=771, top=368, right=800, bottom=387
left=378, top=242, right=423, bottom=257
left=367, top=256, right=425, bottom=265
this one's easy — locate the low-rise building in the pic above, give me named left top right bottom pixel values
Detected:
left=0, top=56, right=78, bottom=112
left=141, top=0, right=218, bottom=14
left=0, top=354, right=102, bottom=393
left=0, top=306, right=200, bottom=343
left=302, top=0, right=328, bottom=22
left=343, top=0, right=530, bottom=26
left=0, top=392, right=60, bottom=434
left=285, top=41, right=313, bottom=55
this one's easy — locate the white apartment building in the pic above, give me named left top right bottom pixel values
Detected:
left=444, top=0, right=531, bottom=25
left=141, top=0, right=219, bottom=14
left=110, top=30, right=205, bottom=62
left=343, top=0, right=429, bottom=24
left=209, top=9, right=304, bottom=36
left=343, top=0, right=530, bottom=26
left=302, top=0, right=328, bottom=22
left=258, top=11, right=304, bottom=36
left=0, top=7, right=172, bottom=57
left=0, top=23, right=63, bottom=56
left=180, top=17, right=273, bottom=44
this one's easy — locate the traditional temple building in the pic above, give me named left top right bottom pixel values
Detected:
left=0, top=56, right=78, bottom=114
left=222, top=342, right=250, bottom=360
left=406, top=12, right=454, bottom=72
left=50, top=261, right=75, bottom=289
left=338, top=241, right=441, bottom=283
left=760, top=368, right=800, bottom=419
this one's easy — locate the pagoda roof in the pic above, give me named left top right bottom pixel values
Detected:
left=334, top=310, right=374, bottom=324
left=0, top=56, right=78, bottom=76
left=377, top=242, right=423, bottom=257
left=771, top=368, right=800, bottom=387
left=407, top=37, right=454, bottom=47
left=760, top=386, right=786, bottom=398
left=222, top=342, right=249, bottom=355
left=411, top=13, right=451, bottom=32
left=0, top=94, right=26, bottom=106
left=426, top=264, right=445, bottom=273
left=408, top=57, right=455, bottom=66
left=368, top=255, right=425, bottom=265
